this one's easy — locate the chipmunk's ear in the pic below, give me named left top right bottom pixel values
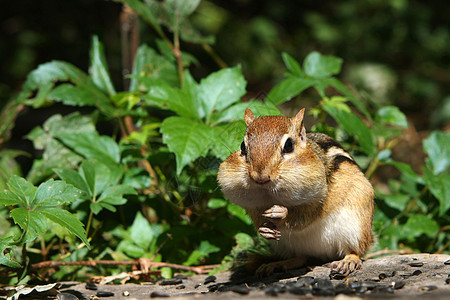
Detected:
left=244, top=108, right=255, bottom=126
left=293, top=108, right=307, bottom=147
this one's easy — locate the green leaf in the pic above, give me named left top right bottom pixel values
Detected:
left=209, top=100, right=281, bottom=125
left=11, top=208, right=47, bottom=243
left=34, top=179, right=81, bottom=208
left=100, top=184, right=136, bottom=198
left=147, top=0, right=212, bottom=44
left=95, top=184, right=136, bottom=212
left=56, top=132, right=120, bottom=166
left=79, top=160, right=112, bottom=197
left=54, top=169, right=89, bottom=194
left=281, top=52, right=303, bottom=76
left=114, top=0, right=163, bottom=37
left=328, top=78, right=371, bottom=120
left=234, top=232, right=254, bottom=250
left=145, top=82, right=200, bottom=119
left=382, top=193, right=410, bottom=211
left=402, top=214, right=439, bottom=239
left=161, top=117, right=213, bottom=174
left=40, top=208, right=90, bottom=248
left=46, top=83, right=85, bottom=106
left=184, top=240, right=220, bottom=266
left=0, top=100, right=26, bottom=149
left=377, top=149, right=391, bottom=162
left=323, top=104, right=375, bottom=155
left=89, top=35, right=116, bottom=95
left=376, top=106, right=408, bottom=127
left=19, top=61, right=115, bottom=116
left=129, top=212, right=153, bottom=249
left=90, top=202, right=103, bottom=215
left=0, top=190, right=22, bottom=206
left=323, top=96, right=351, bottom=113
left=170, top=0, right=201, bottom=16
left=303, top=51, right=343, bottom=78
left=211, top=121, right=246, bottom=160
left=0, top=237, right=21, bottom=268
left=129, top=45, right=178, bottom=92
left=423, top=131, right=450, bottom=175
left=422, top=166, right=450, bottom=216
left=7, top=175, right=37, bottom=209
left=207, top=198, right=227, bottom=209
left=0, top=150, right=26, bottom=190
left=387, top=161, right=424, bottom=185
left=30, top=113, right=96, bottom=148
left=117, top=240, right=145, bottom=258
left=99, top=196, right=127, bottom=206
left=227, top=203, right=252, bottom=225
left=266, top=77, right=313, bottom=105
left=26, top=113, right=95, bottom=184
left=198, top=66, right=247, bottom=119
left=371, top=123, right=404, bottom=141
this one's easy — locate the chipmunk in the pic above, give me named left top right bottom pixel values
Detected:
left=217, top=108, right=374, bottom=276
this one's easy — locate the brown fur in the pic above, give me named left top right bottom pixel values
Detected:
left=218, top=108, right=375, bottom=275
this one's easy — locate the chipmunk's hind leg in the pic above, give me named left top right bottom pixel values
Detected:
left=256, top=256, right=307, bottom=277
left=330, top=253, right=362, bottom=276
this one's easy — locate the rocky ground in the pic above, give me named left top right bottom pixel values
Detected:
left=4, top=254, right=450, bottom=299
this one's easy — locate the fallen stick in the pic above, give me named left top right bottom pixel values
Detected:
left=31, top=259, right=220, bottom=274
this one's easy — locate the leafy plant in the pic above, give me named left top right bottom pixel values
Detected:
left=0, top=0, right=448, bottom=285
left=0, top=176, right=90, bottom=271
left=265, top=51, right=450, bottom=255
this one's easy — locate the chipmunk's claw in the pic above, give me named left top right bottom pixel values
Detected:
left=262, top=205, right=288, bottom=220
left=258, top=221, right=281, bottom=240
left=330, top=254, right=362, bottom=276
left=255, top=256, right=307, bottom=278
left=256, top=261, right=288, bottom=277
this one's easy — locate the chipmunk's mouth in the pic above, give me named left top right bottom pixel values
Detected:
left=249, top=170, right=272, bottom=184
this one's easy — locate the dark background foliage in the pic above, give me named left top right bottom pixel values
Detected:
left=2, top=0, right=449, bottom=129
left=0, top=0, right=448, bottom=284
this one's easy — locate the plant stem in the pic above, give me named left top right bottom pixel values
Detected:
left=202, top=44, right=227, bottom=69
left=85, top=210, right=94, bottom=238
left=173, top=26, right=184, bottom=86
left=31, top=259, right=219, bottom=275
left=120, top=4, right=140, bottom=91
left=398, top=186, right=429, bottom=218
left=119, top=115, right=159, bottom=192
left=365, top=156, right=379, bottom=179
left=436, top=240, right=450, bottom=254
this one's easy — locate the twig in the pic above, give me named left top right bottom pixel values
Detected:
left=202, top=44, right=227, bottom=69
left=365, top=248, right=411, bottom=259
left=31, top=260, right=219, bottom=274
left=435, top=241, right=450, bottom=254
left=98, top=270, right=161, bottom=285
left=120, top=4, right=139, bottom=91
left=172, top=27, right=184, bottom=85
left=149, top=234, right=172, bottom=262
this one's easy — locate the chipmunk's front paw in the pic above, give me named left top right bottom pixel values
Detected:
left=330, top=253, right=362, bottom=276
left=255, top=256, right=307, bottom=277
left=258, top=221, right=281, bottom=240
left=256, top=261, right=288, bottom=277
left=262, top=204, right=288, bottom=220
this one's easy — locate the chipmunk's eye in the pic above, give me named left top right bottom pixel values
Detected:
left=282, top=138, right=294, bottom=154
left=240, top=141, right=247, bottom=156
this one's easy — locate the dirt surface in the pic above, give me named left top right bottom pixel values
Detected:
left=5, top=254, right=450, bottom=299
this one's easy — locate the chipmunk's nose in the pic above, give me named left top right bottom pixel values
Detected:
left=250, top=170, right=271, bottom=184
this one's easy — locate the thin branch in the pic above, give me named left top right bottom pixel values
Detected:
left=435, top=241, right=450, bottom=254
left=31, top=260, right=219, bottom=275
left=120, top=4, right=140, bottom=91
left=365, top=248, right=411, bottom=259
left=202, top=44, right=227, bottom=69
left=173, top=26, right=184, bottom=85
